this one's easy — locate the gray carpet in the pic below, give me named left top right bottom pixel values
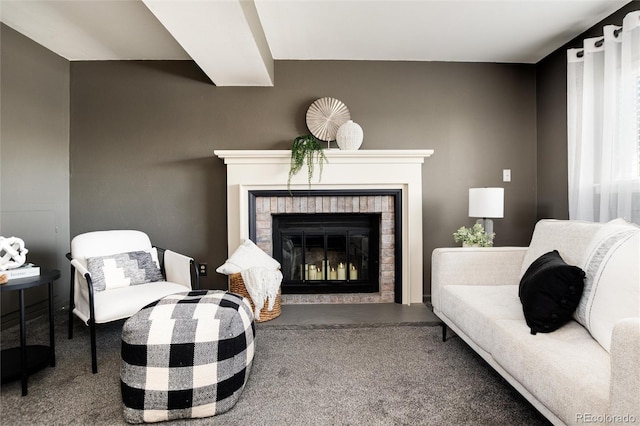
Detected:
left=1, top=311, right=550, bottom=425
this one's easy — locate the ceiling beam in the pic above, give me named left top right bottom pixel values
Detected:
left=0, top=0, right=190, bottom=61
left=142, top=0, right=274, bottom=86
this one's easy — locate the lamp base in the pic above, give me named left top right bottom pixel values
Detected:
left=475, top=218, right=494, bottom=238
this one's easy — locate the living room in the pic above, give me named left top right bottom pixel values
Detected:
left=1, top=0, right=634, bottom=318
left=1, top=1, right=639, bottom=424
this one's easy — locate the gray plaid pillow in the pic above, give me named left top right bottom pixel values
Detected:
left=86, top=251, right=164, bottom=292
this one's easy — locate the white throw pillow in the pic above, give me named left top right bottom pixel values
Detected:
left=519, top=219, right=603, bottom=279
left=216, top=239, right=280, bottom=275
left=575, top=220, right=640, bottom=352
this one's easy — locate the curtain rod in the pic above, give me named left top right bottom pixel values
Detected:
left=576, top=29, right=620, bottom=58
left=576, top=15, right=635, bottom=58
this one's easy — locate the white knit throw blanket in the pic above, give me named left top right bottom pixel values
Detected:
left=240, top=266, right=282, bottom=320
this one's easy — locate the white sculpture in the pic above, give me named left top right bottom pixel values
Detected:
left=336, top=120, right=364, bottom=150
left=0, top=236, right=29, bottom=270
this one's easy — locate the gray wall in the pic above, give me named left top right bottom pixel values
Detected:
left=1, top=24, right=70, bottom=325
left=3, top=1, right=635, bottom=323
left=69, top=60, right=538, bottom=295
left=536, top=1, right=640, bottom=220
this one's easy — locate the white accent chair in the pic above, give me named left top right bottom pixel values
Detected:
left=67, top=230, right=199, bottom=373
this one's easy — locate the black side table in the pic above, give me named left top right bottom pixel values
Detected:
left=1, top=269, right=60, bottom=396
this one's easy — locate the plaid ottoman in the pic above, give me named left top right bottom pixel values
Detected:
left=120, top=290, right=255, bottom=423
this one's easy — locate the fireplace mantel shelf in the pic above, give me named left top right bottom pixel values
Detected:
left=214, top=149, right=434, bottom=164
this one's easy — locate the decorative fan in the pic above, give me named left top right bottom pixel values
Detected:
left=306, top=97, right=351, bottom=142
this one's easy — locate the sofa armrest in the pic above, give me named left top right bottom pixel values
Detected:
left=431, top=247, right=527, bottom=312
left=609, top=317, right=640, bottom=419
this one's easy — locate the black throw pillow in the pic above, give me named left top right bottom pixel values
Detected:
left=519, top=250, right=585, bottom=335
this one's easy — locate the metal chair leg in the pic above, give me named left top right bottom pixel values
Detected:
left=442, top=323, right=447, bottom=342
left=89, top=319, right=98, bottom=374
left=68, top=308, right=74, bottom=339
left=68, top=262, right=75, bottom=339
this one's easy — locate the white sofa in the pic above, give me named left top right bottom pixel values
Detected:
left=432, top=219, right=640, bottom=426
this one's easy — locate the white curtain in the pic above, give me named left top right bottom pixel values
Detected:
left=567, top=11, right=640, bottom=224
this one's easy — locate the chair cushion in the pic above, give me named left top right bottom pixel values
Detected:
left=519, top=250, right=585, bottom=335
left=87, top=251, right=163, bottom=292
left=87, top=281, right=191, bottom=324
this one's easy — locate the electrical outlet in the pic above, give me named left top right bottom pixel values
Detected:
left=503, top=169, right=511, bottom=182
left=199, top=263, right=208, bottom=276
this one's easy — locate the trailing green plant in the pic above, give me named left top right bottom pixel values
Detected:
left=288, top=134, right=328, bottom=193
left=453, top=223, right=495, bottom=247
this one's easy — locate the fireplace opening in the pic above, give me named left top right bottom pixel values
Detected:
left=272, top=213, right=380, bottom=294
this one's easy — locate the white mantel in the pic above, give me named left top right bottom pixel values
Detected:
left=214, top=149, right=434, bottom=305
left=215, top=149, right=434, bottom=163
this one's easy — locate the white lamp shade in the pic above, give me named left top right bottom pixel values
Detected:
left=469, top=188, right=504, bottom=218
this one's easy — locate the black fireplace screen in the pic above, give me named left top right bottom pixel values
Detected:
left=272, top=213, right=380, bottom=294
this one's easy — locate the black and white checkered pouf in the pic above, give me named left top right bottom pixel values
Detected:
left=120, top=290, right=255, bottom=423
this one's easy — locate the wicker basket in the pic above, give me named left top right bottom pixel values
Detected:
left=229, top=273, right=282, bottom=322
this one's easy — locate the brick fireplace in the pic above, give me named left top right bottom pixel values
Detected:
left=248, top=190, right=400, bottom=304
left=214, top=149, right=433, bottom=305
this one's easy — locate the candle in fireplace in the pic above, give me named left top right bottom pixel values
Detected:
left=330, top=267, right=337, bottom=280
left=308, top=264, right=317, bottom=280
left=337, top=262, right=346, bottom=280
left=349, top=264, right=358, bottom=280
left=301, top=264, right=311, bottom=280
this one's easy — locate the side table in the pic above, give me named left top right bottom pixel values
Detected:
left=1, top=268, right=60, bottom=396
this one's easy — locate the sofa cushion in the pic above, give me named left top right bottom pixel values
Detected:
left=577, top=222, right=640, bottom=352
left=492, top=319, right=610, bottom=425
left=519, top=250, right=585, bottom=335
left=519, top=220, right=602, bottom=279
left=87, top=251, right=163, bottom=292
left=440, top=285, right=523, bottom=352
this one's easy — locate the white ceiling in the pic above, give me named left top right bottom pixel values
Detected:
left=0, top=0, right=632, bottom=86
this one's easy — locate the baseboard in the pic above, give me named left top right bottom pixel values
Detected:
left=422, top=294, right=433, bottom=310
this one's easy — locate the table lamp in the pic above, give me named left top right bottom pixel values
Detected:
left=469, top=188, right=504, bottom=237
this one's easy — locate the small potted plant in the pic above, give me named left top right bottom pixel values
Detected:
left=288, top=134, right=328, bottom=192
left=453, top=223, right=495, bottom=247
